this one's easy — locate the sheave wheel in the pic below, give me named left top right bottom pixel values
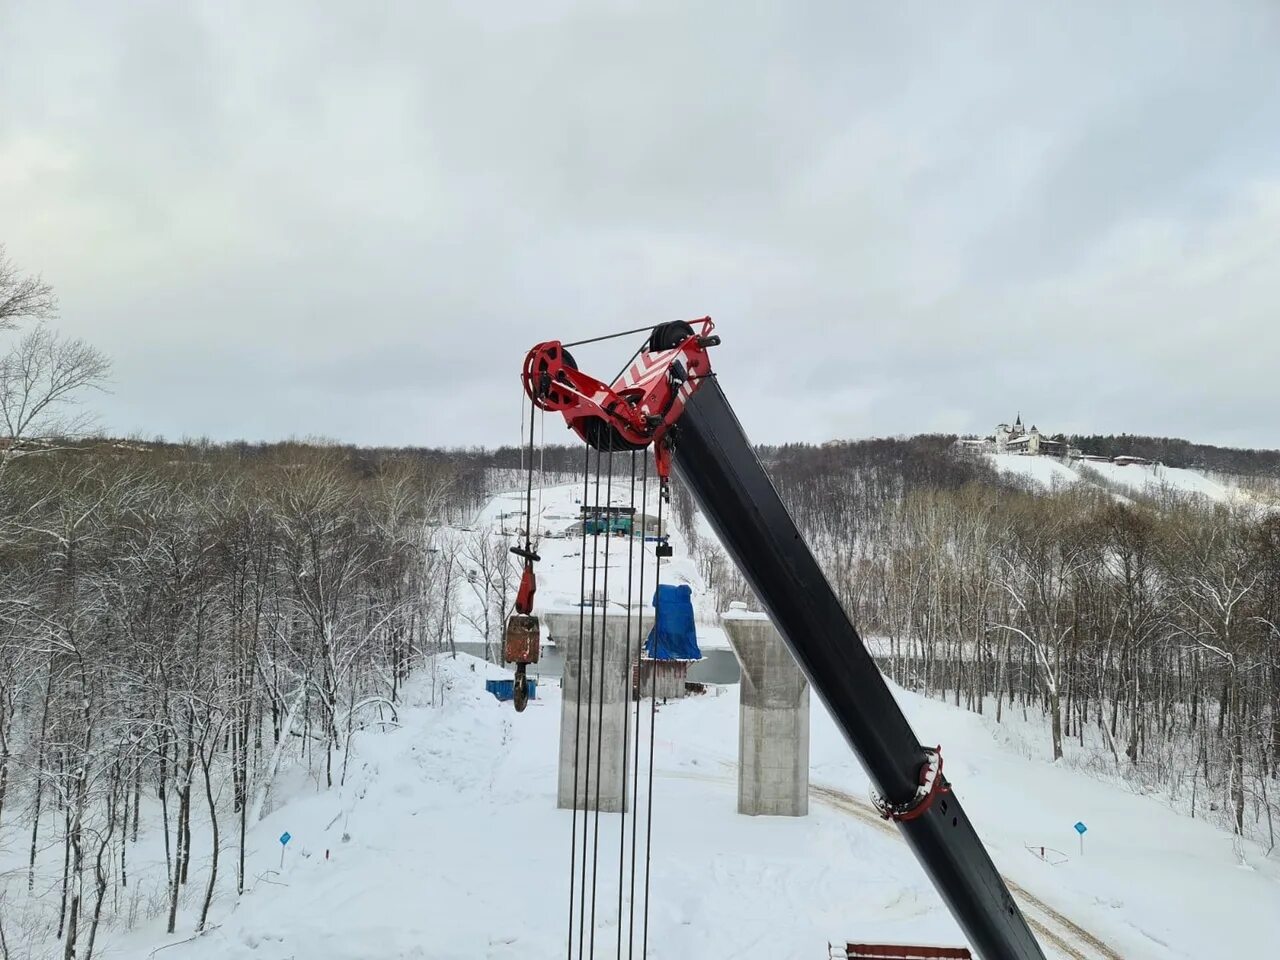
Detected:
left=647, top=320, right=696, bottom=352
left=513, top=669, right=529, bottom=712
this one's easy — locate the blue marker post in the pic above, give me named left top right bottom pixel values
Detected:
left=1073, top=821, right=1087, bottom=857
left=279, top=830, right=292, bottom=868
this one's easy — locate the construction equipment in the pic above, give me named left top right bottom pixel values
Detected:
left=503, top=612, right=540, bottom=711
left=505, top=393, right=544, bottom=711
left=521, top=319, right=1047, bottom=960
left=830, top=946, right=973, bottom=959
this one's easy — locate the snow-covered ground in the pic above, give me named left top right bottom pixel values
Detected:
left=105, top=477, right=1279, bottom=960
left=113, top=653, right=1279, bottom=960
left=987, top=455, right=1082, bottom=492
left=1077, top=460, right=1235, bottom=502
left=986, top=453, right=1267, bottom=507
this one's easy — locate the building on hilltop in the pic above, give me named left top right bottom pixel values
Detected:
left=1112, top=454, right=1154, bottom=467
left=957, top=413, right=1073, bottom=458
left=996, top=414, right=1066, bottom=457
left=956, top=416, right=1160, bottom=466
left=1007, top=429, right=1053, bottom=454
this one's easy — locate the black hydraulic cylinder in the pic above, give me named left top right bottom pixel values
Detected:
left=670, top=378, right=1046, bottom=960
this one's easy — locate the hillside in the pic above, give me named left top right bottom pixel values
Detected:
left=101, top=480, right=1279, bottom=960
left=1, top=436, right=1274, bottom=960
left=983, top=452, right=1268, bottom=506
left=105, top=653, right=1279, bottom=960
left=1071, top=434, right=1280, bottom=477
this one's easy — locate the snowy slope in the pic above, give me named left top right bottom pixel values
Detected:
left=987, top=454, right=1082, bottom=491
left=986, top=454, right=1262, bottom=506
left=117, top=655, right=1280, bottom=960
left=1077, top=461, right=1234, bottom=502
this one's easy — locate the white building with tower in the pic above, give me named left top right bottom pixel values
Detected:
left=993, top=414, right=1066, bottom=456
left=958, top=413, right=1072, bottom=458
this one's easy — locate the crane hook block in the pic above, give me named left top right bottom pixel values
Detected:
left=515, top=562, right=537, bottom=615
left=504, top=613, right=541, bottom=667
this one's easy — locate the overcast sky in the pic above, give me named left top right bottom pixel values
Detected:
left=3, top=1, right=1279, bottom=451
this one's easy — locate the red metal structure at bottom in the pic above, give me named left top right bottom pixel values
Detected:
left=830, top=945, right=972, bottom=959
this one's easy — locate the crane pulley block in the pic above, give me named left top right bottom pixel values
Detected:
left=504, top=614, right=540, bottom=666
left=521, top=317, right=718, bottom=458
left=503, top=614, right=540, bottom=712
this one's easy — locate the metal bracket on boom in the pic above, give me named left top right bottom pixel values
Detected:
left=870, top=746, right=949, bottom=823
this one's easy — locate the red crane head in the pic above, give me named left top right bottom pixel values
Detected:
left=521, top=318, right=719, bottom=473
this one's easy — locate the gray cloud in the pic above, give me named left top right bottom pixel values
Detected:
left=2, top=0, right=1279, bottom=450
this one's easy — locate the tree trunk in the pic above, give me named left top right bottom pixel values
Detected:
left=158, top=725, right=172, bottom=885
left=28, top=665, right=54, bottom=891
left=85, top=779, right=117, bottom=960
left=1232, top=676, right=1246, bottom=836
left=56, top=775, right=71, bottom=938
left=0, top=698, right=10, bottom=827
left=1049, top=685, right=1064, bottom=761
left=63, top=797, right=84, bottom=959
left=197, top=751, right=220, bottom=931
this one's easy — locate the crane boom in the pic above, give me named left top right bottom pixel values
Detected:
left=521, top=320, right=1047, bottom=960
left=671, top=378, right=1046, bottom=960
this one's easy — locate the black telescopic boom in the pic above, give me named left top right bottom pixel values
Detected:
left=670, top=378, right=1046, bottom=960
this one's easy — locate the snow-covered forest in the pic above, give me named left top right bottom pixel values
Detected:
left=0, top=253, right=486, bottom=956
left=0, top=441, right=498, bottom=953
left=1, top=246, right=1277, bottom=957
left=683, top=438, right=1280, bottom=852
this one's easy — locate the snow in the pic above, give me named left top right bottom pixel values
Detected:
left=114, top=655, right=1280, bottom=960
left=986, top=454, right=1081, bottom=491
left=1079, top=460, right=1236, bottom=502
left=986, top=453, right=1263, bottom=507
left=478, top=480, right=732, bottom=650
left=108, top=480, right=1280, bottom=960
left=720, top=608, right=771, bottom=621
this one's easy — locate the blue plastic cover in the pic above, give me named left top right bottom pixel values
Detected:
left=646, top=584, right=701, bottom=661
left=484, top=678, right=537, bottom=702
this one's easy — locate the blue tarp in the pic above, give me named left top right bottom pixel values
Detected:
left=485, top=678, right=537, bottom=702
left=646, top=584, right=701, bottom=661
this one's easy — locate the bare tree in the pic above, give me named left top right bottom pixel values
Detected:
left=0, top=245, right=57, bottom=330
left=0, top=326, right=110, bottom=465
left=461, top=529, right=516, bottom=663
left=1166, top=509, right=1260, bottom=840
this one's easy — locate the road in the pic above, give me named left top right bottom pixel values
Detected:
left=809, top=783, right=1125, bottom=960
left=660, top=765, right=1124, bottom=960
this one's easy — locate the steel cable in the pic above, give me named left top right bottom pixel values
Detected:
left=588, top=451, right=615, bottom=957
left=577, top=452, right=603, bottom=958
left=640, top=484, right=665, bottom=960
left=616, top=451, right=637, bottom=956
left=626, top=455, right=649, bottom=959
left=565, top=443, right=590, bottom=960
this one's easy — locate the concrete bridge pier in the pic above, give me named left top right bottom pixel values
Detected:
left=722, top=607, right=810, bottom=816
left=544, top=610, right=653, bottom=812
